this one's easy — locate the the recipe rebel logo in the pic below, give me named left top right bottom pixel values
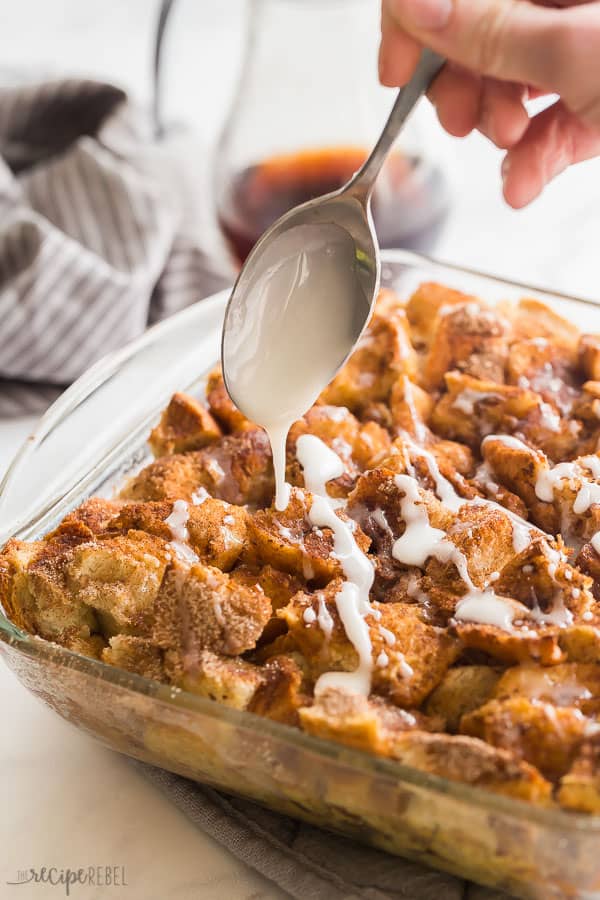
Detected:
left=6, top=866, right=128, bottom=895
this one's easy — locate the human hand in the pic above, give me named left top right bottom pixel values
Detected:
left=379, top=0, right=600, bottom=207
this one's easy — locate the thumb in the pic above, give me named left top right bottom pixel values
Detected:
left=384, top=0, right=575, bottom=92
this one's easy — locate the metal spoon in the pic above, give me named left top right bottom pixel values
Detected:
left=222, top=49, right=445, bottom=410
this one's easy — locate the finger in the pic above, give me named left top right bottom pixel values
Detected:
left=501, top=100, right=600, bottom=207
left=428, top=64, right=482, bottom=137
left=478, top=79, right=530, bottom=148
left=385, top=0, right=582, bottom=91
left=379, top=2, right=423, bottom=86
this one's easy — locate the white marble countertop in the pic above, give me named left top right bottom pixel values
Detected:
left=1, top=2, right=600, bottom=899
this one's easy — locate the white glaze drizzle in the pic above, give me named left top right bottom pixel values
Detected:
left=391, top=474, right=453, bottom=569
left=296, top=434, right=345, bottom=507
left=317, top=594, right=335, bottom=639
left=402, top=379, right=427, bottom=443
left=453, top=387, right=560, bottom=432
left=398, top=655, right=415, bottom=678
left=532, top=453, right=600, bottom=514
left=454, top=590, right=515, bottom=631
left=403, top=437, right=463, bottom=512
left=390, top=460, right=569, bottom=633
left=482, top=434, right=533, bottom=454
left=165, top=500, right=199, bottom=565
left=269, top=423, right=291, bottom=511
left=378, top=625, right=396, bottom=647
left=406, top=433, right=537, bottom=554
left=452, top=388, right=502, bottom=415
left=191, top=486, right=209, bottom=505
left=295, top=436, right=377, bottom=697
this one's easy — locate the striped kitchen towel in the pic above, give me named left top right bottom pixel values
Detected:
left=0, top=77, right=231, bottom=417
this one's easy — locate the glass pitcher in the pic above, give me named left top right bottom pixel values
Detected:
left=214, top=0, right=449, bottom=265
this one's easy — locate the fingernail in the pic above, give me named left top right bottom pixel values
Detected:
left=391, top=0, right=452, bottom=30
left=501, top=155, right=511, bottom=186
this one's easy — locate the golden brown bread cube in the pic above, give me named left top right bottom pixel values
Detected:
left=1, top=532, right=100, bottom=645
left=149, top=392, right=222, bottom=456
left=286, top=407, right=360, bottom=499
left=153, top=562, right=272, bottom=672
left=493, top=662, right=600, bottom=715
left=572, top=379, right=600, bottom=434
left=230, top=564, right=306, bottom=646
left=287, top=404, right=391, bottom=497
left=422, top=300, right=509, bottom=390
left=480, top=434, right=553, bottom=529
left=247, top=487, right=369, bottom=584
left=509, top=297, right=580, bottom=350
left=230, top=563, right=304, bottom=611
left=431, top=372, right=542, bottom=448
left=559, top=623, right=600, bottom=662
left=460, top=696, right=588, bottom=781
left=454, top=618, right=564, bottom=666
left=67, top=531, right=168, bottom=638
left=390, top=731, right=552, bottom=804
left=122, top=429, right=274, bottom=508
left=580, top=334, right=600, bottom=382
left=346, top=466, right=454, bottom=598
left=506, top=338, right=579, bottom=415
left=103, top=634, right=165, bottom=681
left=68, top=634, right=107, bottom=659
left=110, top=498, right=248, bottom=572
left=120, top=453, right=207, bottom=503
left=575, top=541, right=600, bottom=600
left=347, top=465, right=453, bottom=547
left=318, top=289, right=417, bottom=411
left=483, top=437, right=600, bottom=543
left=426, top=502, right=516, bottom=593
left=558, top=733, right=600, bottom=813
left=0, top=538, right=47, bottom=634
left=53, top=497, right=123, bottom=536
left=279, top=582, right=460, bottom=707
left=248, top=654, right=311, bottom=725
left=299, top=688, right=441, bottom=755
left=378, top=435, right=476, bottom=502
left=425, top=665, right=502, bottom=731
left=405, top=282, right=479, bottom=348
left=173, top=649, right=266, bottom=710
left=389, top=375, right=434, bottom=440
left=493, top=538, right=595, bottom=623
left=205, top=368, right=253, bottom=433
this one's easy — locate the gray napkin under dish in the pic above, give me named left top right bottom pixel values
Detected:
left=135, top=761, right=511, bottom=900
left=0, top=77, right=230, bottom=417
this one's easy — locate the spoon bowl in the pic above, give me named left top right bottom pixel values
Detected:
left=221, top=49, right=444, bottom=409
left=220, top=50, right=444, bottom=508
left=223, top=185, right=380, bottom=390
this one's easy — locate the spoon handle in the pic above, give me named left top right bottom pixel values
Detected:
left=348, top=49, right=446, bottom=203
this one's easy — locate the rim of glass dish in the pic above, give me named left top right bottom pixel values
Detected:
left=2, top=247, right=600, bottom=833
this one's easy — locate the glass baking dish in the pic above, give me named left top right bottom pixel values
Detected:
left=2, top=249, right=600, bottom=900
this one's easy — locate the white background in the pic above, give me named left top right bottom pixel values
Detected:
left=1, top=2, right=600, bottom=899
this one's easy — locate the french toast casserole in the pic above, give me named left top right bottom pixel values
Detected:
left=6, top=281, right=600, bottom=815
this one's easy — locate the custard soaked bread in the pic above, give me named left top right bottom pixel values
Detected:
left=6, top=283, right=600, bottom=811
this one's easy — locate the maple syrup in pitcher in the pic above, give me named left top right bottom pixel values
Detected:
left=219, top=146, right=447, bottom=265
